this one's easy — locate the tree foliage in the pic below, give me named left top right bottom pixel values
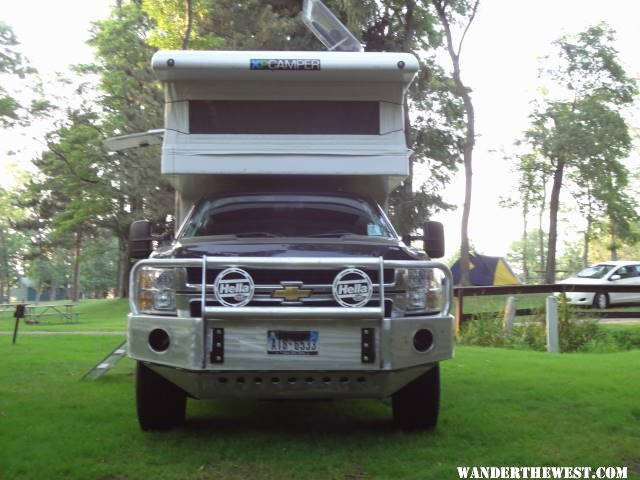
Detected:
left=0, top=22, right=31, bottom=126
left=86, top=1, right=175, bottom=295
left=524, top=24, right=637, bottom=282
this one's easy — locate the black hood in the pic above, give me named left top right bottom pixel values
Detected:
left=154, top=235, right=422, bottom=261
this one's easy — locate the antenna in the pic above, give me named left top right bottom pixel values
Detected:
left=302, top=0, right=363, bottom=52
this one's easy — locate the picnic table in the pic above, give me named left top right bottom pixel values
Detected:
left=0, top=303, right=80, bottom=324
left=24, top=303, right=79, bottom=323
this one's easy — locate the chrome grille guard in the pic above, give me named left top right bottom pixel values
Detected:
left=129, top=256, right=453, bottom=319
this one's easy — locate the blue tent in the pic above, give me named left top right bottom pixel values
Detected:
left=451, top=253, right=519, bottom=286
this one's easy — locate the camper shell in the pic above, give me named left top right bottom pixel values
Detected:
left=154, top=50, right=417, bottom=219
left=125, top=49, right=454, bottom=430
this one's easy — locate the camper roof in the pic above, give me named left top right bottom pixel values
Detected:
left=152, top=50, right=418, bottom=83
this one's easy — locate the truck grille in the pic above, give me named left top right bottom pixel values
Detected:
left=185, top=267, right=394, bottom=286
left=184, top=266, right=395, bottom=317
left=189, top=298, right=393, bottom=317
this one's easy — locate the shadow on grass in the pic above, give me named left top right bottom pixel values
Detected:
left=183, top=398, right=401, bottom=435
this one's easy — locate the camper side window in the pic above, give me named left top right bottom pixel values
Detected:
left=189, top=100, right=380, bottom=135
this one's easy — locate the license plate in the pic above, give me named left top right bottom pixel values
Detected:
left=267, top=330, right=319, bottom=355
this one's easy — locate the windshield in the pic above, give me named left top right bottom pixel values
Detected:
left=181, top=194, right=396, bottom=239
left=576, top=264, right=615, bottom=279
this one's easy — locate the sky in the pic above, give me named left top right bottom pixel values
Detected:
left=2, top=0, right=640, bottom=260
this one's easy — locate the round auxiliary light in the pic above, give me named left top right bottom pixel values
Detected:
left=148, top=328, right=170, bottom=352
left=413, top=329, right=434, bottom=353
left=213, top=267, right=255, bottom=307
left=332, top=268, right=373, bottom=308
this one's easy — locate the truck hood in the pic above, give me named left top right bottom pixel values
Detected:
left=154, top=235, right=421, bottom=261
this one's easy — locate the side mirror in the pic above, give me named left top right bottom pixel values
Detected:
left=609, top=274, right=621, bottom=281
left=423, top=221, right=444, bottom=259
left=129, top=220, right=153, bottom=260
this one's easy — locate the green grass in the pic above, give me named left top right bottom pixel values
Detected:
left=1, top=335, right=638, bottom=480
left=0, top=298, right=129, bottom=332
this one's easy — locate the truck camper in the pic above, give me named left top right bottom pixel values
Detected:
left=109, top=0, right=454, bottom=430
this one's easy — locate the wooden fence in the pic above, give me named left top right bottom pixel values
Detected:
left=453, top=283, right=640, bottom=333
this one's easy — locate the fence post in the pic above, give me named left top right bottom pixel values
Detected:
left=503, top=296, right=517, bottom=334
left=454, top=291, right=464, bottom=336
left=546, top=296, right=560, bottom=353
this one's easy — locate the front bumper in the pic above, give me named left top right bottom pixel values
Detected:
left=127, top=256, right=454, bottom=399
left=128, top=312, right=453, bottom=399
left=558, top=291, right=595, bottom=306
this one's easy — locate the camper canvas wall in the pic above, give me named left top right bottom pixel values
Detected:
left=151, top=50, right=419, bottom=223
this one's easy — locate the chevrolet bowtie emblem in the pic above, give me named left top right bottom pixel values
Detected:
left=272, top=285, right=312, bottom=302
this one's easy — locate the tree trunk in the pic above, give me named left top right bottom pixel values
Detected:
left=610, top=230, right=618, bottom=261
left=521, top=215, right=529, bottom=284
left=456, top=83, right=475, bottom=285
left=71, top=231, right=82, bottom=302
left=116, top=232, right=132, bottom=298
left=582, top=230, right=590, bottom=268
left=50, top=281, right=57, bottom=302
left=394, top=1, right=415, bottom=234
left=432, top=0, right=478, bottom=286
left=582, top=211, right=593, bottom=268
left=545, top=158, right=565, bottom=284
left=537, top=181, right=547, bottom=283
left=0, top=223, right=11, bottom=302
left=182, top=0, right=194, bottom=50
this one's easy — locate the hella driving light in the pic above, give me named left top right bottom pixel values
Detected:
left=137, top=267, right=180, bottom=315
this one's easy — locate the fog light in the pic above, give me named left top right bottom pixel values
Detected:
left=413, top=329, right=434, bottom=352
left=149, top=328, right=170, bottom=352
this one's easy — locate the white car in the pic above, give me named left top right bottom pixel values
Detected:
left=558, top=261, right=640, bottom=309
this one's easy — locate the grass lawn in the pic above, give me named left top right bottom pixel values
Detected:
left=0, top=298, right=129, bottom=332
left=1, top=334, right=638, bottom=480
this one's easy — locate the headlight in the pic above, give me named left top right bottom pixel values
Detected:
left=136, top=267, right=180, bottom=315
left=394, top=268, right=444, bottom=316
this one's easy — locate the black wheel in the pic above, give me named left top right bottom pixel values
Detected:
left=392, top=364, right=440, bottom=430
left=136, top=361, right=187, bottom=430
left=593, top=292, right=609, bottom=310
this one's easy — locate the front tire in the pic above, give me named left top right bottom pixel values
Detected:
left=593, top=292, right=609, bottom=310
left=136, top=361, right=187, bottom=430
left=392, top=364, right=440, bottom=430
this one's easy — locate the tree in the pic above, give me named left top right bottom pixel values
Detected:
left=86, top=1, right=175, bottom=296
left=569, top=147, right=638, bottom=264
left=26, top=108, right=111, bottom=301
left=0, top=186, right=31, bottom=301
left=503, top=151, right=549, bottom=283
left=431, top=0, right=479, bottom=284
left=506, top=234, right=540, bottom=283
left=525, top=24, right=637, bottom=283
left=80, top=235, right=118, bottom=297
